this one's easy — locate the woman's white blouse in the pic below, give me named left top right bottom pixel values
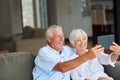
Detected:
left=70, top=49, right=115, bottom=80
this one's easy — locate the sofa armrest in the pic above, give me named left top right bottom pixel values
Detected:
left=0, top=52, right=35, bottom=80
left=0, top=35, right=16, bottom=52
left=104, top=61, right=120, bottom=80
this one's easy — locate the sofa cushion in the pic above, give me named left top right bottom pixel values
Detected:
left=104, top=61, right=120, bottom=80
left=22, top=26, right=35, bottom=39
left=33, top=28, right=46, bottom=38
left=0, top=52, right=34, bottom=80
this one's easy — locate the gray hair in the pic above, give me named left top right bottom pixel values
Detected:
left=69, top=28, right=88, bottom=45
left=45, top=25, right=63, bottom=38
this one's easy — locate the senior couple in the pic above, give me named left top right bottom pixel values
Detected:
left=33, top=25, right=120, bottom=80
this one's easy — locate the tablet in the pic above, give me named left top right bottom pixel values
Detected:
left=97, top=34, right=115, bottom=49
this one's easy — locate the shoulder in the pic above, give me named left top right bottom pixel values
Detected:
left=63, top=45, right=71, bottom=49
left=39, top=46, right=48, bottom=53
left=36, top=45, right=50, bottom=57
left=62, top=45, right=75, bottom=56
left=35, top=46, right=55, bottom=60
left=63, top=45, right=74, bottom=52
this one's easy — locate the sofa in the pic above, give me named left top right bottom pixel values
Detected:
left=0, top=52, right=34, bottom=80
left=0, top=52, right=120, bottom=80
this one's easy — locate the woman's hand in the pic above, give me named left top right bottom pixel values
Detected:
left=110, top=42, right=120, bottom=56
left=98, top=77, right=109, bottom=80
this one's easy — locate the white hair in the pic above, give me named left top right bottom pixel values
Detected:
left=69, top=28, right=88, bottom=45
left=45, top=25, right=63, bottom=38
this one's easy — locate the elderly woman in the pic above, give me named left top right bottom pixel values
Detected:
left=69, top=28, right=120, bottom=80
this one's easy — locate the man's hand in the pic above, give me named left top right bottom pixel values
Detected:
left=86, top=45, right=104, bottom=59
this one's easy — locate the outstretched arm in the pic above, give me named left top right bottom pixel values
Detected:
left=53, top=45, right=104, bottom=73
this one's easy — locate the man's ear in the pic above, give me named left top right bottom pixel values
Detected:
left=46, top=37, right=51, bottom=42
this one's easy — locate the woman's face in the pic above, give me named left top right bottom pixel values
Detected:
left=73, top=35, right=87, bottom=54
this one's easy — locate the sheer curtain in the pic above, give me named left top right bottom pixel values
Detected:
left=22, top=0, right=48, bottom=29
left=33, top=0, right=48, bottom=29
left=39, top=0, right=48, bottom=28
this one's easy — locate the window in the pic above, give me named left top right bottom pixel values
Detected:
left=21, top=0, right=48, bottom=28
left=21, top=0, right=34, bottom=28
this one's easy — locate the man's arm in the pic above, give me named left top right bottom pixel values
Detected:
left=53, top=45, right=104, bottom=73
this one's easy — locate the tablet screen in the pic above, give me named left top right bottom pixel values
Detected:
left=97, top=34, right=115, bottom=49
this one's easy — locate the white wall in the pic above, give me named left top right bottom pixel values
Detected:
left=10, top=0, right=23, bottom=34
left=0, top=0, right=22, bottom=36
left=56, top=0, right=92, bottom=38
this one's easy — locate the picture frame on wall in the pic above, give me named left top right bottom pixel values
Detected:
left=81, top=0, right=91, bottom=17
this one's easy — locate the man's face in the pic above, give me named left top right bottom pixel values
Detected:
left=48, top=29, right=64, bottom=53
